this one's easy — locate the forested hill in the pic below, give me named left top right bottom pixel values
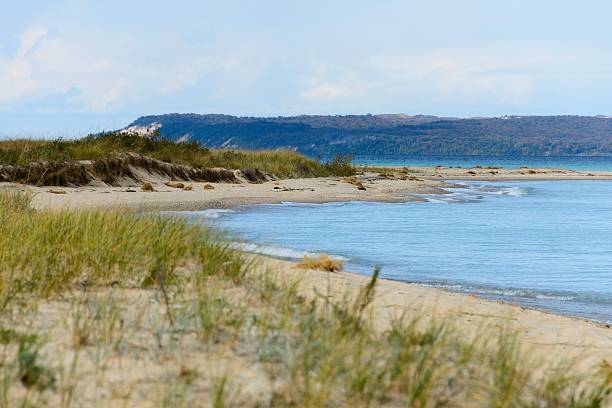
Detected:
left=126, top=114, right=612, bottom=157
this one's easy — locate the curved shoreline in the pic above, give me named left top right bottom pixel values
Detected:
left=259, top=255, right=612, bottom=373
left=26, top=172, right=453, bottom=212
left=3, top=168, right=611, bottom=371
left=21, top=166, right=612, bottom=212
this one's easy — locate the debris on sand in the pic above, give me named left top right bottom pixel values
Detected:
left=141, top=182, right=154, bottom=192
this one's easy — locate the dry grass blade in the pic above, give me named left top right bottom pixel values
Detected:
left=296, top=254, right=344, bottom=272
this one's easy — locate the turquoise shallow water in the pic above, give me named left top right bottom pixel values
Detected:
left=351, top=155, right=612, bottom=171
left=172, top=180, right=612, bottom=323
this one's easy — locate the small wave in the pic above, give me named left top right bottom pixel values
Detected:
left=419, top=192, right=481, bottom=204
left=421, top=197, right=452, bottom=204
left=229, top=242, right=350, bottom=261
left=480, top=186, right=527, bottom=197
left=464, top=183, right=530, bottom=197
left=535, top=294, right=576, bottom=301
left=419, top=183, right=529, bottom=203
left=422, top=282, right=577, bottom=302
left=279, top=201, right=349, bottom=208
left=192, top=209, right=236, bottom=219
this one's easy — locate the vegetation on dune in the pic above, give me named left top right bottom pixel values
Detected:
left=0, top=189, right=609, bottom=406
left=0, top=190, right=243, bottom=304
left=0, top=153, right=244, bottom=187
left=0, top=132, right=356, bottom=180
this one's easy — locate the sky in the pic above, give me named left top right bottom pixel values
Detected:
left=1, top=0, right=612, bottom=137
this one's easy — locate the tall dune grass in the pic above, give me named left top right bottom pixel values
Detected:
left=0, top=190, right=243, bottom=306
left=243, top=273, right=612, bottom=407
left=0, top=133, right=355, bottom=178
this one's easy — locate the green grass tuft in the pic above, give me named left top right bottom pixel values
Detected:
left=0, top=133, right=355, bottom=179
left=0, top=190, right=243, bottom=306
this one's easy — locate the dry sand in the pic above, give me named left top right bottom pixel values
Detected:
left=25, top=172, right=448, bottom=211
left=3, top=168, right=611, bottom=372
left=386, top=165, right=612, bottom=181
left=19, top=166, right=612, bottom=212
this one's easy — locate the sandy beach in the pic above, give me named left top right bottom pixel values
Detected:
left=262, top=257, right=612, bottom=374
left=383, top=165, right=612, bottom=181
left=18, top=165, right=612, bottom=212
left=25, top=172, right=446, bottom=211
left=2, top=167, right=608, bottom=375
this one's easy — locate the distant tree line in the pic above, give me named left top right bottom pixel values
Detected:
left=128, top=114, right=612, bottom=157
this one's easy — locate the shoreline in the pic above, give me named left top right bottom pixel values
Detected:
left=260, top=255, right=612, bottom=372
left=246, top=247, right=610, bottom=326
left=20, top=166, right=612, bottom=212
left=25, top=172, right=452, bottom=212
left=368, top=165, right=612, bottom=181
left=2, top=168, right=611, bottom=370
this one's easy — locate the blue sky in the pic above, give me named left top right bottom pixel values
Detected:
left=1, top=0, right=612, bottom=137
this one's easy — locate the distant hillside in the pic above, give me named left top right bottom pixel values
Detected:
left=126, top=114, right=612, bottom=157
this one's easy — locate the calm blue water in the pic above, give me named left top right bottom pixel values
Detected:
left=351, top=155, right=612, bottom=172
left=172, top=180, right=612, bottom=323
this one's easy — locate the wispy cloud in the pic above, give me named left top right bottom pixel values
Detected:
left=0, top=25, right=256, bottom=113
left=366, top=46, right=578, bottom=106
left=300, top=76, right=379, bottom=102
left=2, top=0, right=612, bottom=136
left=0, top=26, right=125, bottom=111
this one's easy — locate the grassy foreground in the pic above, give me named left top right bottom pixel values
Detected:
left=0, top=133, right=355, bottom=179
left=0, top=189, right=610, bottom=407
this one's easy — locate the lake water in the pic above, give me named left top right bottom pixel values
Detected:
left=172, top=180, right=612, bottom=323
left=351, top=155, right=612, bottom=172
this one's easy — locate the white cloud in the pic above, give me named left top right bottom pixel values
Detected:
left=3, top=17, right=611, bottom=121
left=0, top=28, right=39, bottom=102
left=367, top=48, right=571, bottom=106
left=292, top=46, right=576, bottom=113
left=0, top=25, right=254, bottom=113
left=156, top=64, right=202, bottom=95
left=298, top=63, right=379, bottom=103
left=17, top=27, right=48, bottom=57
left=154, top=55, right=249, bottom=96
left=0, top=26, right=124, bottom=111
left=300, top=74, right=379, bottom=102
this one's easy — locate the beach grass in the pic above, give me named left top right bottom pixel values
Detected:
left=0, top=190, right=244, bottom=306
left=0, top=189, right=609, bottom=406
left=0, top=133, right=355, bottom=179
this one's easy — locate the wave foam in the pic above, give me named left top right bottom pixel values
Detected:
left=192, top=209, right=236, bottom=219
left=229, top=242, right=349, bottom=261
left=420, top=183, right=529, bottom=203
left=422, top=282, right=577, bottom=302
left=278, top=201, right=349, bottom=208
